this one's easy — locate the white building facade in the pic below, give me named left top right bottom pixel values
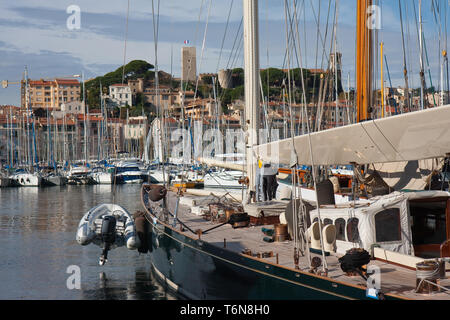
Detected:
left=109, top=84, right=133, bottom=107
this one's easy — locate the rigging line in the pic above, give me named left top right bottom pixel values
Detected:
left=218, top=22, right=244, bottom=103
left=284, top=0, right=295, bottom=138
left=432, top=0, right=444, bottom=96
left=180, top=0, right=205, bottom=95
left=225, top=18, right=243, bottom=70
left=405, top=1, right=416, bottom=94
left=308, top=0, right=332, bottom=71
left=230, top=29, right=245, bottom=70
left=311, top=0, right=321, bottom=105
left=152, top=0, right=166, bottom=185
left=194, top=0, right=212, bottom=101
left=286, top=0, right=322, bottom=131
left=122, top=0, right=130, bottom=85
left=215, top=0, right=235, bottom=74
left=193, top=0, right=206, bottom=48
left=284, top=0, right=299, bottom=263
left=312, top=0, right=334, bottom=129
left=332, top=0, right=339, bottom=126
left=422, top=34, right=437, bottom=107
left=320, top=0, right=333, bottom=70
left=292, top=0, right=310, bottom=129
left=302, top=0, right=307, bottom=69
left=266, top=0, right=270, bottom=95
left=293, top=0, right=328, bottom=270
left=413, top=0, right=426, bottom=110
left=398, top=0, right=410, bottom=113
left=214, top=0, right=235, bottom=102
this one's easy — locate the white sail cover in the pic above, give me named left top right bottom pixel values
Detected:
left=254, top=105, right=450, bottom=166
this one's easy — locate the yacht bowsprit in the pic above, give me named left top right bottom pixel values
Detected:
left=76, top=203, right=141, bottom=265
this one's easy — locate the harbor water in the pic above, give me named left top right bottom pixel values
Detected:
left=0, top=184, right=177, bottom=300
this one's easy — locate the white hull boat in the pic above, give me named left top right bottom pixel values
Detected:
left=90, top=169, right=113, bottom=184
left=67, top=165, right=96, bottom=185
left=114, top=162, right=144, bottom=184
left=10, top=172, right=42, bottom=187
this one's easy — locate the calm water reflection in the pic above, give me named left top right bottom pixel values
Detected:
left=0, top=184, right=176, bottom=300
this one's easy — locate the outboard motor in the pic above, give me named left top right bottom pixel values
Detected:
left=99, top=215, right=117, bottom=265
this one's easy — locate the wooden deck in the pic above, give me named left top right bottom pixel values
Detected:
left=157, top=192, right=450, bottom=300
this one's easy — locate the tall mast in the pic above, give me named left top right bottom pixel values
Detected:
left=243, top=0, right=260, bottom=201
left=418, top=0, right=425, bottom=110
left=82, top=71, right=88, bottom=164
left=24, top=66, right=31, bottom=169
left=356, top=0, right=373, bottom=122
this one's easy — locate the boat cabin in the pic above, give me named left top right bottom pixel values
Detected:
left=308, top=191, right=450, bottom=259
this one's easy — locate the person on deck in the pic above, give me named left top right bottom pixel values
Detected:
left=262, top=163, right=278, bottom=201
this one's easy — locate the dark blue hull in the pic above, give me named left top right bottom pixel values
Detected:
left=147, top=221, right=400, bottom=300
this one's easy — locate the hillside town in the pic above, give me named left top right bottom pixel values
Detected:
left=1, top=48, right=449, bottom=166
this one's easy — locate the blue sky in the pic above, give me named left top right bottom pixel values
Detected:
left=0, top=0, right=448, bottom=106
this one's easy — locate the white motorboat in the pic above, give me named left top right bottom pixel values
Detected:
left=66, top=165, right=96, bottom=185
left=114, top=161, right=144, bottom=184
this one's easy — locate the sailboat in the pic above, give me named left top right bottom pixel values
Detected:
left=139, top=0, right=450, bottom=300
left=10, top=168, right=43, bottom=187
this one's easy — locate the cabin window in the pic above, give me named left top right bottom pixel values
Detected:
left=346, top=218, right=360, bottom=243
left=324, top=218, right=333, bottom=226
left=375, top=208, right=402, bottom=242
left=335, top=218, right=346, bottom=241
left=410, top=200, right=447, bottom=247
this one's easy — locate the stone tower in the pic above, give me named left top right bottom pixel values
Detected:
left=181, top=47, right=197, bottom=82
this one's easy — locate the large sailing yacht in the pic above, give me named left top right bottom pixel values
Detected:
left=138, top=0, right=450, bottom=300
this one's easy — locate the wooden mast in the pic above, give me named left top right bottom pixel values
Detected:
left=356, top=0, right=373, bottom=122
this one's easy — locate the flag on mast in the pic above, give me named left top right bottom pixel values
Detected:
left=184, top=40, right=190, bottom=45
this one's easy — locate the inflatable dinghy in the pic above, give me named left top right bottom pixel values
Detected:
left=76, top=203, right=140, bottom=265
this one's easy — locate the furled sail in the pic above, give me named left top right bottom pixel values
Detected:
left=254, top=105, right=450, bottom=166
